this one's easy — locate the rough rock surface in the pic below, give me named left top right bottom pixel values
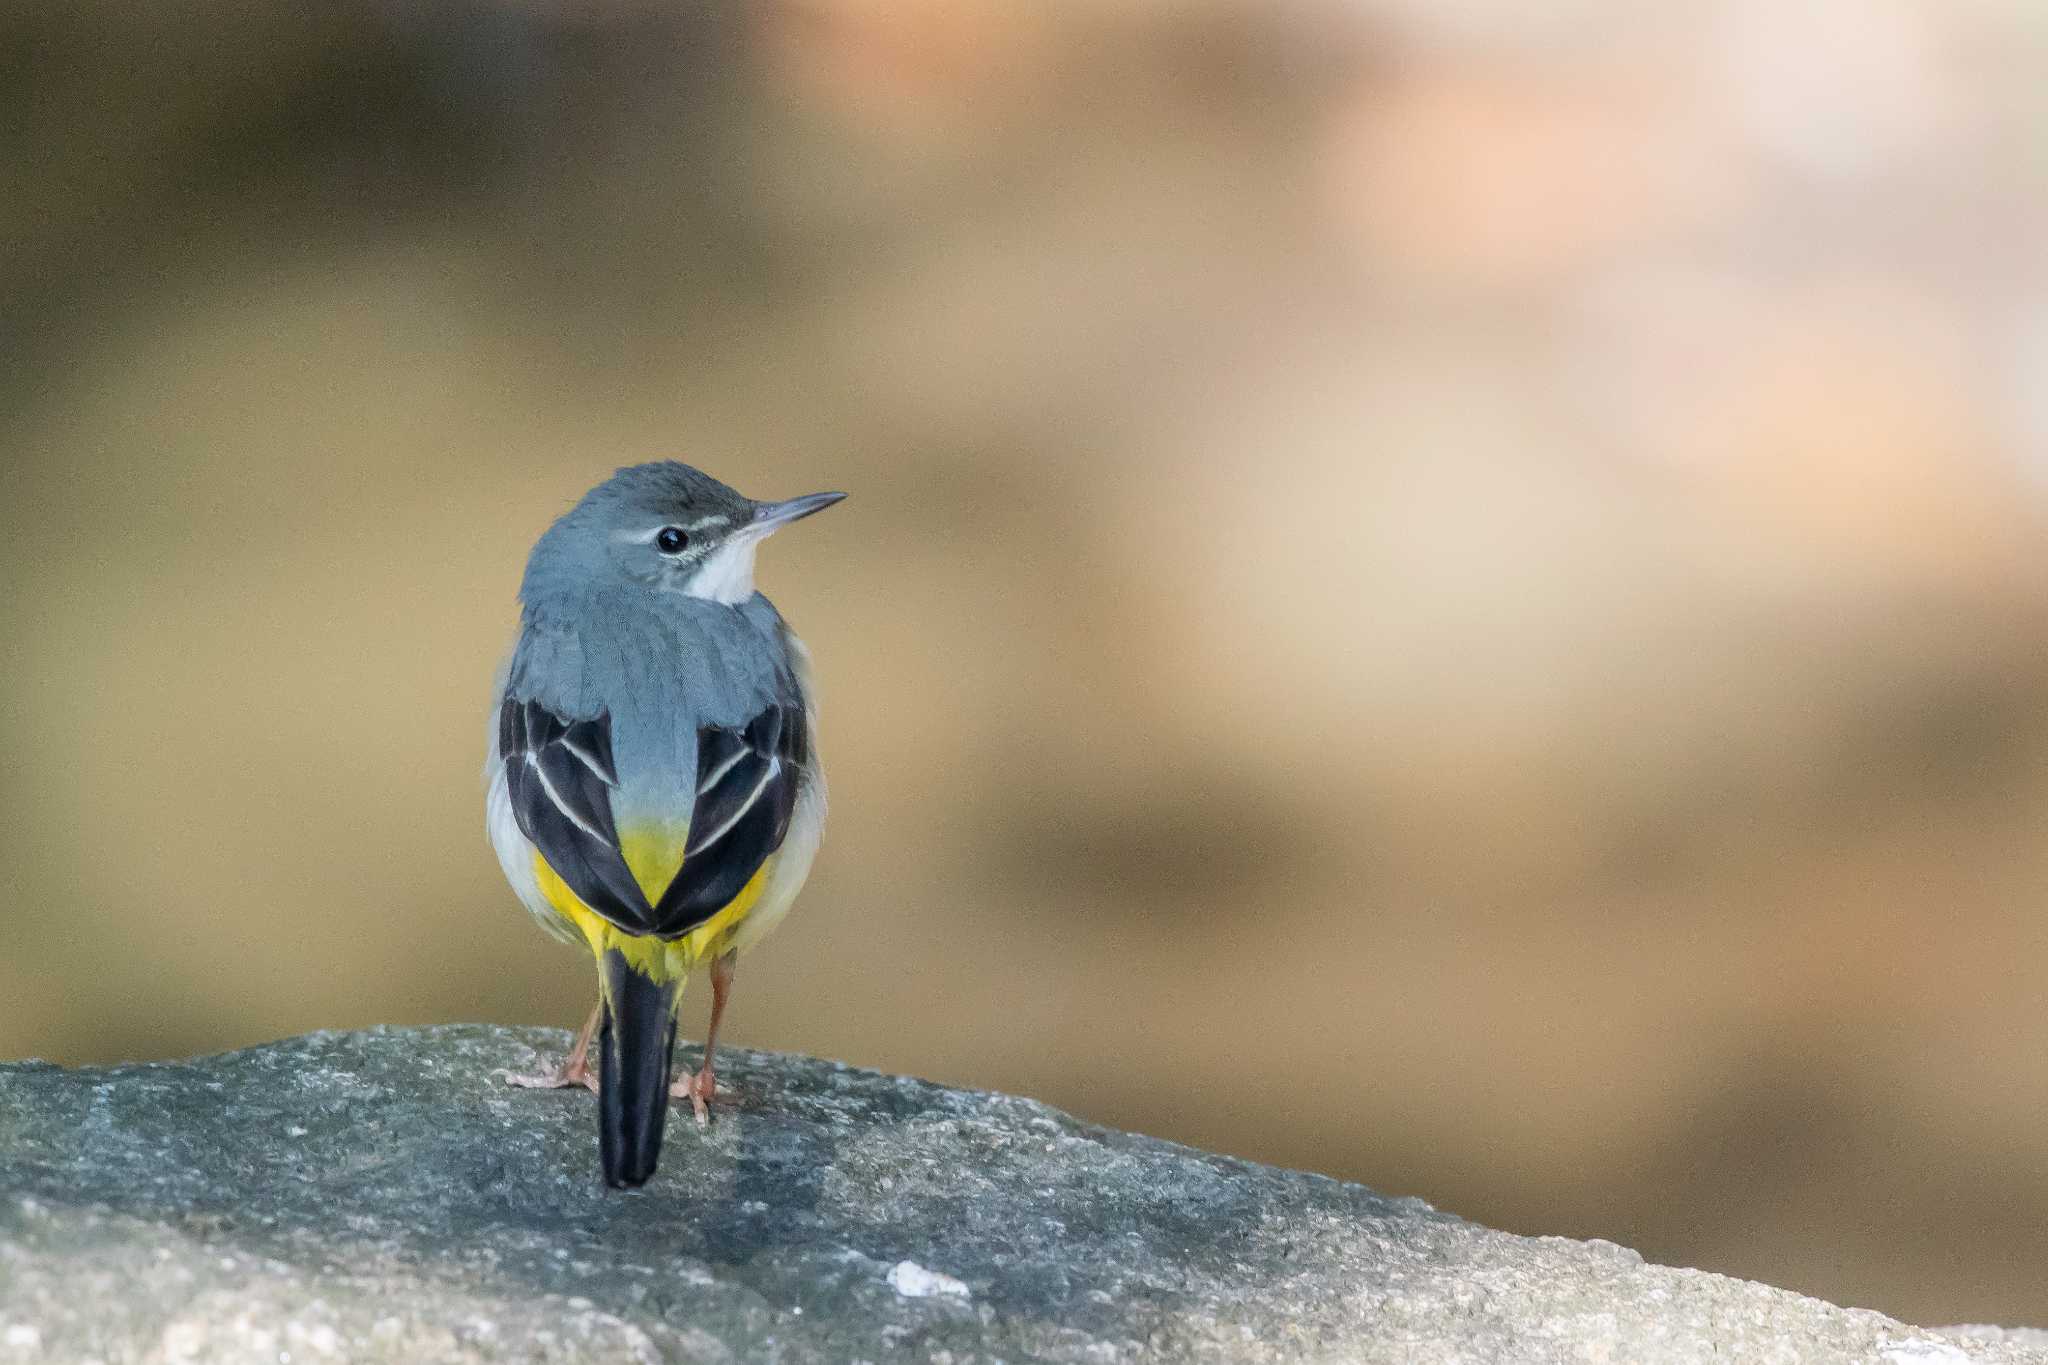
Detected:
left=0, top=1026, right=2038, bottom=1364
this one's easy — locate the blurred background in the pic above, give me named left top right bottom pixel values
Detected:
left=5, top=0, right=2048, bottom=1330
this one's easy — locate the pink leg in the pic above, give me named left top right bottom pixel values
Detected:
left=499, top=1001, right=601, bottom=1092
left=671, top=952, right=734, bottom=1126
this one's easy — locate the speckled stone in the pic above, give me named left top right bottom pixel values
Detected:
left=0, top=1027, right=2039, bottom=1364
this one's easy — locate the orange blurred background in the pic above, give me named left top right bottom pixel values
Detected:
left=6, top=0, right=2048, bottom=1329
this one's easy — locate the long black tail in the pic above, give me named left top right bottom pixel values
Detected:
left=597, top=949, right=680, bottom=1189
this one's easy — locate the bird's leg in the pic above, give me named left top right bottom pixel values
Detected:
left=499, top=1001, right=602, bottom=1092
left=671, top=951, right=735, bottom=1126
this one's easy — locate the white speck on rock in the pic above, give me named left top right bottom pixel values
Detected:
left=160, top=1320, right=208, bottom=1361
left=887, top=1260, right=970, bottom=1300
left=1883, top=1343, right=1974, bottom=1364
left=286, top=1321, right=339, bottom=1356
left=3, top=1324, right=40, bottom=1349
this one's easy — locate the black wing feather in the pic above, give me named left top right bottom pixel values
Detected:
left=559, top=717, right=619, bottom=786
left=648, top=700, right=804, bottom=935
left=500, top=698, right=658, bottom=933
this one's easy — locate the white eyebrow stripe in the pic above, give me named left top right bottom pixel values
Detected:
left=527, top=753, right=614, bottom=848
left=611, top=514, right=733, bottom=544
left=687, top=758, right=778, bottom=857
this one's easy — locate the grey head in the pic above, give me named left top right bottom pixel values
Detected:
left=521, top=462, right=844, bottom=615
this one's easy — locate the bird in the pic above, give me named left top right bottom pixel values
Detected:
left=485, top=461, right=842, bottom=1188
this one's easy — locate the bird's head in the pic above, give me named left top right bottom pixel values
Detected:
left=522, top=461, right=844, bottom=610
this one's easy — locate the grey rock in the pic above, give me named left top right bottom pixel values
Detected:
left=0, top=1026, right=2037, bottom=1364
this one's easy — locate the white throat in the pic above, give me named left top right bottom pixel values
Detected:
left=686, top=535, right=763, bottom=604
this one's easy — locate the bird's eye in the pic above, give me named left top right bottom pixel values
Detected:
left=655, top=527, right=689, bottom=554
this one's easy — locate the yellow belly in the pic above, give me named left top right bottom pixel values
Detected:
left=531, top=849, right=775, bottom=985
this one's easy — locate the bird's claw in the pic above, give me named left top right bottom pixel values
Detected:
left=671, top=1068, right=716, bottom=1127
left=496, top=1064, right=598, bottom=1093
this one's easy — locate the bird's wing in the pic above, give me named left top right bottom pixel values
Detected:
left=649, top=699, right=807, bottom=934
left=499, top=693, right=807, bottom=940
left=499, top=697, right=655, bottom=932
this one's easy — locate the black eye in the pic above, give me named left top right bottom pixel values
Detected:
left=655, top=526, right=689, bottom=554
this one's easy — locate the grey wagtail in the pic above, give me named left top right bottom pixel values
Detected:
left=486, top=462, right=842, bottom=1187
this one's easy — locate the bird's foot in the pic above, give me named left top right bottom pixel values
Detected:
left=670, top=1066, right=716, bottom=1127
left=496, top=1060, right=598, bottom=1093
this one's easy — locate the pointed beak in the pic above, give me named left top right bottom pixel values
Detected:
left=751, top=491, right=847, bottom=532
